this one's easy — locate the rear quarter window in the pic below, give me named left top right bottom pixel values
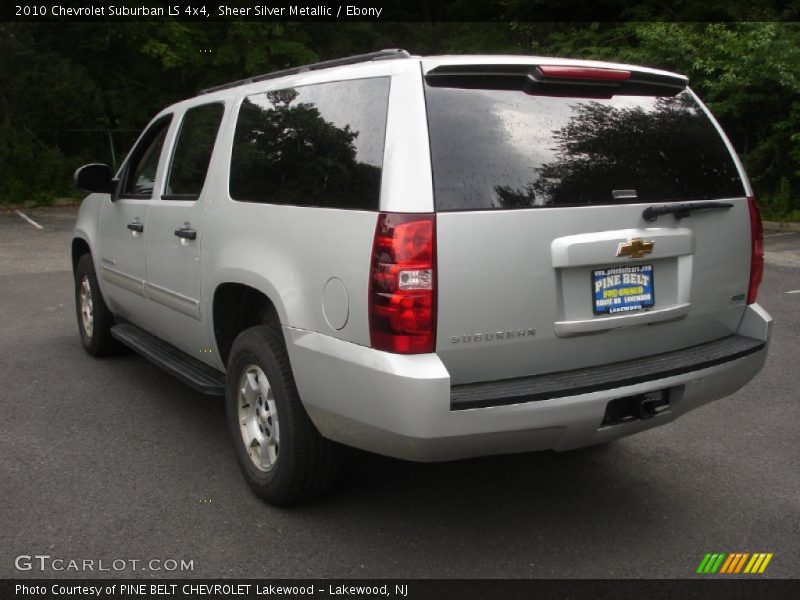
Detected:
left=424, top=83, right=745, bottom=211
left=229, top=77, right=390, bottom=210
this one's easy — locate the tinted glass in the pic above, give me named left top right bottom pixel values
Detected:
left=230, top=77, right=390, bottom=210
left=166, top=103, right=225, bottom=199
left=424, top=85, right=745, bottom=211
left=122, top=117, right=171, bottom=198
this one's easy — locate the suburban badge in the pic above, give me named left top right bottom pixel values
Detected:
left=451, top=328, right=536, bottom=344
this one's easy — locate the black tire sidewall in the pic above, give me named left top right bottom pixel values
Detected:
left=225, top=326, right=309, bottom=504
left=74, top=254, right=111, bottom=355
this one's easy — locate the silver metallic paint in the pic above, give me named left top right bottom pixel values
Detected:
left=72, top=55, right=772, bottom=462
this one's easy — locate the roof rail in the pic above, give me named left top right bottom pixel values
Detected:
left=199, top=49, right=411, bottom=95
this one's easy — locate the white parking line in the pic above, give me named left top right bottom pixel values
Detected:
left=787, top=290, right=800, bottom=294
left=765, top=232, right=798, bottom=237
left=15, top=210, right=44, bottom=230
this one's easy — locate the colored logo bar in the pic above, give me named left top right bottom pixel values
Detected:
left=696, top=552, right=773, bottom=574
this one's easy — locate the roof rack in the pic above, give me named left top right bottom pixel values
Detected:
left=199, top=49, right=411, bottom=95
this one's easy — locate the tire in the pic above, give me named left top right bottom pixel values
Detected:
left=74, top=253, right=124, bottom=356
left=226, top=325, right=340, bottom=506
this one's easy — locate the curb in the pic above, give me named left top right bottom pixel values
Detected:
left=763, top=220, right=800, bottom=233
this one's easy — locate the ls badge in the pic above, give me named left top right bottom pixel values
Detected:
left=616, top=238, right=655, bottom=259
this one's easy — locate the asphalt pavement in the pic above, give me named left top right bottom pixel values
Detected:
left=1, top=206, right=798, bottom=578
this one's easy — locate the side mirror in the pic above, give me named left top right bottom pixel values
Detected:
left=73, top=163, right=113, bottom=194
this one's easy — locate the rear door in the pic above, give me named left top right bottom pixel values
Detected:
left=423, top=60, right=752, bottom=385
left=143, top=101, right=226, bottom=356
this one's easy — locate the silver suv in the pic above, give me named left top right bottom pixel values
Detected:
left=71, top=50, right=771, bottom=505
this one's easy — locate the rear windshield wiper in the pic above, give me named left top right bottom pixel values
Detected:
left=642, top=201, right=734, bottom=222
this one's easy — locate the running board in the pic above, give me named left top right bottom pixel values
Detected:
left=111, top=323, right=226, bottom=396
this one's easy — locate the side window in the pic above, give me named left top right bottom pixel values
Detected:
left=121, top=116, right=172, bottom=198
left=229, top=77, right=390, bottom=210
left=164, top=103, right=225, bottom=200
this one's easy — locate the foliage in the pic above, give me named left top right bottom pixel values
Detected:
left=0, top=18, right=798, bottom=219
left=605, top=22, right=800, bottom=220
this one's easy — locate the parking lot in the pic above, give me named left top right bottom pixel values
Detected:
left=1, top=206, right=798, bottom=578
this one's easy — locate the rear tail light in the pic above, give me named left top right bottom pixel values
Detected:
left=537, top=65, right=631, bottom=81
left=747, top=196, right=764, bottom=304
left=369, top=213, right=436, bottom=354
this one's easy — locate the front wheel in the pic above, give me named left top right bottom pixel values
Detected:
left=74, top=253, right=124, bottom=356
left=226, top=325, right=341, bottom=505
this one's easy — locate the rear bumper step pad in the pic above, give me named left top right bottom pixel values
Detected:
left=111, top=323, right=225, bottom=396
left=450, top=335, right=765, bottom=411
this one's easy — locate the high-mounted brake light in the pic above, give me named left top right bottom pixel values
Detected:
left=747, top=196, right=764, bottom=304
left=537, top=65, right=631, bottom=81
left=369, top=213, right=436, bottom=354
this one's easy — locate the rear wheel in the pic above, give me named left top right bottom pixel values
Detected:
left=74, top=253, right=124, bottom=356
left=226, top=325, right=340, bottom=505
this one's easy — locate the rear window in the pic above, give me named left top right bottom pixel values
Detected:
left=424, top=81, right=745, bottom=211
left=230, top=77, right=390, bottom=210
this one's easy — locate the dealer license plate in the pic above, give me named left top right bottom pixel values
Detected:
left=592, top=264, right=655, bottom=315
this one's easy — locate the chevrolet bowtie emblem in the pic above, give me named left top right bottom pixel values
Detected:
left=616, top=238, right=655, bottom=259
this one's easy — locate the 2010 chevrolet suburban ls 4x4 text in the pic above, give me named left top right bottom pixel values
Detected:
left=71, top=50, right=771, bottom=505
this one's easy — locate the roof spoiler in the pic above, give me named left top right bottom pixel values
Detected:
left=425, top=63, right=687, bottom=96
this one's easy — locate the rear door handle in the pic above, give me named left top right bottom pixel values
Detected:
left=174, top=227, right=197, bottom=240
left=127, top=222, right=144, bottom=232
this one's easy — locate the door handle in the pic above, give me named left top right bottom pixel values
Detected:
left=127, top=222, right=144, bottom=232
left=174, top=227, right=197, bottom=240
